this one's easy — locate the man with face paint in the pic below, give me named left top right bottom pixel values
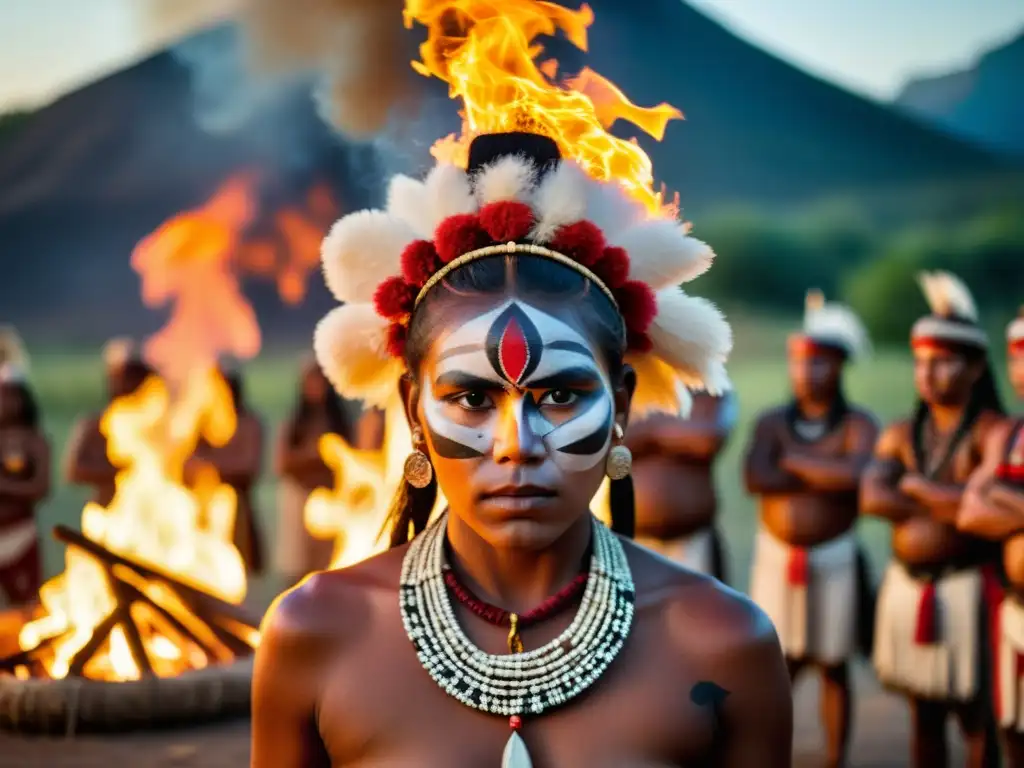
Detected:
left=959, top=308, right=1024, bottom=766
left=0, top=329, right=49, bottom=608
left=63, top=338, right=154, bottom=507
left=252, top=130, right=792, bottom=768
left=743, top=289, right=877, bottom=768
left=864, top=271, right=1004, bottom=768
left=622, top=389, right=736, bottom=582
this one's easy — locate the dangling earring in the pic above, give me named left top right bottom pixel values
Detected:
left=404, top=426, right=434, bottom=489
left=605, top=423, right=632, bottom=481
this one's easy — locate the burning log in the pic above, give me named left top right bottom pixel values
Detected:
left=0, top=525, right=260, bottom=680
left=0, top=526, right=260, bottom=734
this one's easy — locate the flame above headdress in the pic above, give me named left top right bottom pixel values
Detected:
left=0, top=325, right=29, bottom=383
left=314, top=132, right=732, bottom=417
left=797, top=289, right=871, bottom=361
left=911, top=270, right=988, bottom=350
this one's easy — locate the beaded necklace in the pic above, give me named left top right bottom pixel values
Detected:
left=443, top=565, right=589, bottom=653
left=399, top=513, right=636, bottom=767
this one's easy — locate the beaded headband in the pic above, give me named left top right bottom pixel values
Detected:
left=415, top=242, right=618, bottom=312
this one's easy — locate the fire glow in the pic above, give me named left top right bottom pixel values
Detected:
left=406, top=0, right=681, bottom=216
left=305, top=0, right=675, bottom=567
left=14, top=174, right=331, bottom=681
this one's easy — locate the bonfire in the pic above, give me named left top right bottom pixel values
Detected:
left=0, top=173, right=335, bottom=733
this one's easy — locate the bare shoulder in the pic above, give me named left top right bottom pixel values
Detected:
left=625, top=540, right=783, bottom=672
left=874, top=418, right=913, bottom=455
left=260, top=544, right=407, bottom=660
left=976, top=409, right=1012, bottom=444
left=847, top=405, right=881, bottom=430
left=749, top=405, right=788, bottom=434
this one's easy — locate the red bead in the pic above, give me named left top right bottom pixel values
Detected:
left=509, top=715, right=522, bottom=730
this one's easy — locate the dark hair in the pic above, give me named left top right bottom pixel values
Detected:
left=0, top=380, right=40, bottom=429
left=911, top=346, right=1005, bottom=476
left=384, top=253, right=634, bottom=548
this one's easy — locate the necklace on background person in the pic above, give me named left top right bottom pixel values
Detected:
left=399, top=513, right=635, bottom=768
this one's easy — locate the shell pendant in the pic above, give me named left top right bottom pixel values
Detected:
left=502, top=730, right=533, bottom=768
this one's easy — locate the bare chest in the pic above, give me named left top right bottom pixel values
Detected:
left=316, top=606, right=717, bottom=767
left=900, top=426, right=980, bottom=483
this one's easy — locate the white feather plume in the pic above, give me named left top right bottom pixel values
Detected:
left=386, top=174, right=434, bottom=239
left=313, top=304, right=403, bottom=409
left=803, top=290, right=872, bottom=359
left=321, top=210, right=416, bottom=304
left=918, top=270, right=978, bottom=321
left=420, top=163, right=477, bottom=233
left=0, top=326, right=28, bottom=372
left=645, top=287, right=733, bottom=395
left=615, top=220, right=714, bottom=289
left=530, top=161, right=589, bottom=242
left=582, top=179, right=646, bottom=240
left=474, top=155, right=536, bottom=206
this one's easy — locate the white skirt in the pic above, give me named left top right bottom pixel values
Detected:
left=873, top=562, right=987, bottom=702
left=750, top=526, right=858, bottom=665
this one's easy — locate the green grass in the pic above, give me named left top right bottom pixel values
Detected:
left=25, top=323, right=929, bottom=597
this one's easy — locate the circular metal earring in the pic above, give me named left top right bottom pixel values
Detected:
left=404, top=427, right=434, bottom=489
left=605, top=423, right=632, bottom=481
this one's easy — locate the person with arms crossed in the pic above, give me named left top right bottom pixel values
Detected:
left=744, top=289, right=877, bottom=768
left=863, top=271, right=1004, bottom=768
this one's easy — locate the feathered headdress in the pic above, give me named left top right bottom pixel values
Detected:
left=794, top=289, right=871, bottom=361
left=0, top=325, right=29, bottom=383
left=911, top=270, right=987, bottom=350
left=313, top=132, right=732, bottom=418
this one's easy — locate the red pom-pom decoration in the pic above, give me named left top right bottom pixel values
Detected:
left=616, top=280, right=658, bottom=334
left=594, top=246, right=630, bottom=289
left=550, top=220, right=605, bottom=267
left=478, top=201, right=535, bottom=243
left=401, top=240, right=441, bottom=288
left=435, top=213, right=488, bottom=263
left=373, top=276, right=417, bottom=320
left=626, top=330, right=653, bottom=353
left=386, top=322, right=407, bottom=358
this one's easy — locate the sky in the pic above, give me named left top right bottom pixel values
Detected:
left=0, top=0, right=1023, bottom=111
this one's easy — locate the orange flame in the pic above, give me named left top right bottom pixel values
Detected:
left=405, top=0, right=682, bottom=215
left=18, top=174, right=334, bottom=680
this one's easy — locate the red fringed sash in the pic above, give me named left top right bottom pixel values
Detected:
left=786, top=547, right=809, bottom=587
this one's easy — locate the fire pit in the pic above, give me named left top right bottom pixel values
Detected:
left=0, top=526, right=259, bottom=735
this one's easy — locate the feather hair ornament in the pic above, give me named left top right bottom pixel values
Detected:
left=911, top=270, right=988, bottom=350
left=0, top=326, right=28, bottom=382
left=314, top=132, right=732, bottom=417
left=799, top=289, right=872, bottom=361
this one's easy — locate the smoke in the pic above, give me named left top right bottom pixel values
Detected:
left=165, top=0, right=459, bottom=202
left=241, top=0, right=418, bottom=139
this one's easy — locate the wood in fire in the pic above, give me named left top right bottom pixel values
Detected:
left=0, top=525, right=261, bottom=680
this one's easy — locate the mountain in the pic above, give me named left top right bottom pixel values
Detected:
left=0, top=0, right=1013, bottom=344
left=896, top=32, right=1024, bottom=158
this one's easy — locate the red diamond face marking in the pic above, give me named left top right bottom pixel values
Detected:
left=498, top=317, right=529, bottom=385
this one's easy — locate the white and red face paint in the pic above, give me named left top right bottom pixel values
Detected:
left=422, top=299, right=614, bottom=473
